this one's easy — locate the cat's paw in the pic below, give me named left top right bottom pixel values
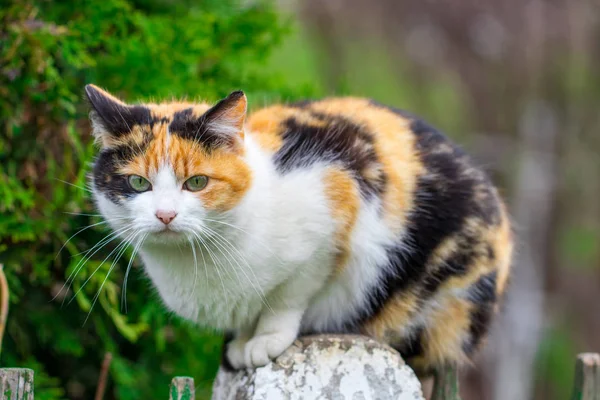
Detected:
left=243, top=333, right=293, bottom=368
left=226, top=337, right=249, bottom=370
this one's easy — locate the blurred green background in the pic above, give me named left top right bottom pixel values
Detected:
left=1, top=0, right=599, bottom=399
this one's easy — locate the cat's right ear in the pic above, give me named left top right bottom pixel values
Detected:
left=85, top=84, right=151, bottom=146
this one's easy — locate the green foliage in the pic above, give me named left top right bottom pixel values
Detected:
left=0, top=1, right=305, bottom=398
left=535, top=325, right=578, bottom=400
left=560, top=225, right=600, bottom=268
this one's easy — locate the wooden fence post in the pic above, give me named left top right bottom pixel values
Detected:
left=431, top=365, right=461, bottom=400
left=94, top=352, right=113, bottom=400
left=0, top=368, right=34, bottom=400
left=169, top=377, right=195, bottom=400
left=572, top=353, right=600, bottom=400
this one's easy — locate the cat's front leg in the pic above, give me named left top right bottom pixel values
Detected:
left=229, top=259, right=329, bottom=368
left=242, top=307, right=304, bottom=367
left=225, top=329, right=252, bottom=370
left=226, top=313, right=265, bottom=370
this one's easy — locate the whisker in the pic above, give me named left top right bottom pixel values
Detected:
left=189, top=234, right=211, bottom=303
left=69, top=225, right=132, bottom=258
left=187, top=237, right=199, bottom=303
left=55, top=220, right=113, bottom=260
left=194, top=231, right=236, bottom=283
left=55, top=178, right=93, bottom=193
left=192, top=232, right=229, bottom=310
left=63, top=212, right=129, bottom=219
left=203, top=227, right=272, bottom=313
left=68, top=230, right=136, bottom=306
left=60, top=227, right=132, bottom=305
left=83, top=232, right=140, bottom=325
left=202, top=232, right=243, bottom=291
left=203, top=218, right=279, bottom=260
left=121, top=233, right=147, bottom=313
left=54, top=226, right=132, bottom=302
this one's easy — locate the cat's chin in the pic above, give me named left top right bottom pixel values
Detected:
left=144, top=229, right=188, bottom=245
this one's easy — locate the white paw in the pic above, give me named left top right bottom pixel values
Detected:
left=226, top=337, right=248, bottom=370
left=243, top=333, right=293, bottom=368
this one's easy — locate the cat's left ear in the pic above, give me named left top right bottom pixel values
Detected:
left=203, top=90, right=247, bottom=149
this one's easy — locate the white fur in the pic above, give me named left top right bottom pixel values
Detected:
left=93, top=132, right=396, bottom=367
left=302, top=200, right=399, bottom=332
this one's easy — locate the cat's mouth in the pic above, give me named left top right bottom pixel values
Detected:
left=155, top=228, right=181, bottom=236
left=147, top=227, right=187, bottom=243
left=148, top=224, right=183, bottom=237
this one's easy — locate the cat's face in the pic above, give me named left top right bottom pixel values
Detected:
left=86, top=85, right=252, bottom=245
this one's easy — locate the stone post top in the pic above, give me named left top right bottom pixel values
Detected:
left=213, top=334, right=425, bottom=400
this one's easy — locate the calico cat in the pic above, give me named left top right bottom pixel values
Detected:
left=85, top=84, right=512, bottom=374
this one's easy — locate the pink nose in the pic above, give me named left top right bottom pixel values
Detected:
left=156, top=210, right=177, bottom=225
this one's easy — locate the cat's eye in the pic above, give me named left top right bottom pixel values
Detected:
left=128, top=175, right=151, bottom=192
left=184, top=175, right=209, bottom=192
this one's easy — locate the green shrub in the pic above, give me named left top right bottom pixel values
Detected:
left=0, top=1, right=306, bottom=398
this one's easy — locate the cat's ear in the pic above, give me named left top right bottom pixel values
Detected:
left=84, top=84, right=151, bottom=146
left=203, top=90, right=247, bottom=149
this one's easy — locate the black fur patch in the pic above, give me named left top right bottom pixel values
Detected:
left=169, top=108, right=223, bottom=151
left=169, top=91, right=244, bottom=151
left=464, top=271, right=497, bottom=353
left=85, top=85, right=153, bottom=136
left=394, top=326, right=425, bottom=360
left=273, top=113, right=386, bottom=198
left=467, top=271, right=497, bottom=304
left=486, top=245, right=495, bottom=260
left=92, top=145, right=145, bottom=203
left=412, top=119, right=501, bottom=226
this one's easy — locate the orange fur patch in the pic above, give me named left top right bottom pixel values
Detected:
left=246, top=106, right=286, bottom=152
left=150, top=102, right=211, bottom=120
left=493, top=205, right=513, bottom=295
left=322, top=167, right=360, bottom=274
left=412, top=297, right=473, bottom=371
left=363, top=291, right=420, bottom=340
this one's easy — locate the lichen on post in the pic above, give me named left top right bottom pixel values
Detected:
left=169, top=377, right=195, bottom=400
left=0, top=368, right=34, bottom=400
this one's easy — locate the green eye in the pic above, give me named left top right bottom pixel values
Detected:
left=128, top=175, right=151, bottom=192
left=184, top=175, right=209, bottom=192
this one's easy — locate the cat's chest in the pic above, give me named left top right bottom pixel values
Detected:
left=140, top=248, right=266, bottom=330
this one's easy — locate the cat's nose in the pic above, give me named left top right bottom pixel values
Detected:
left=156, top=210, right=177, bottom=225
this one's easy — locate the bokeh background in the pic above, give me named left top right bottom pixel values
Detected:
left=2, top=0, right=599, bottom=399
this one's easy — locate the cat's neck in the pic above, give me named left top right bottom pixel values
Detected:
left=227, top=132, right=277, bottom=230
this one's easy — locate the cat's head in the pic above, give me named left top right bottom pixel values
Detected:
left=85, top=84, right=252, bottom=245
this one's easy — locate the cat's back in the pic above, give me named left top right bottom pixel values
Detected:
left=246, top=97, right=508, bottom=240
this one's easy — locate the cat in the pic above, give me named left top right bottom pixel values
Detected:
left=85, top=84, right=513, bottom=374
